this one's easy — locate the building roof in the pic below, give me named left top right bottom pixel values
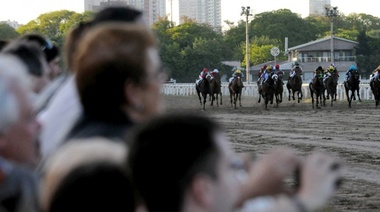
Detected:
left=288, top=36, right=358, bottom=51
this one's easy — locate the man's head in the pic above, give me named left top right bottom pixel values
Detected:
left=126, top=113, right=242, bottom=212
left=63, top=6, right=144, bottom=72
left=74, top=23, right=165, bottom=123
left=0, top=54, right=41, bottom=167
left=1, top=40, right=50, bottom=93
left=39, top=138, right=131, bottom=212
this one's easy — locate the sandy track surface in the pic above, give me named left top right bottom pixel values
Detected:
left=164, top=94, right=380, bottom=211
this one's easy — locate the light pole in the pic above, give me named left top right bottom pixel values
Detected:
left=241, top=6, right=252, bottom=83
left=325, top=6, right=338, bottom=64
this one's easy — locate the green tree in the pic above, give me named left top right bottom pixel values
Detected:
left=16, top=10, right=92, bottom=48
left=0, top=23, right=19, bottom=40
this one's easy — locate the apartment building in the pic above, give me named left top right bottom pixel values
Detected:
left=84, top=0, right=167, bottom=26
left=309, top=0, right=330, bottom=16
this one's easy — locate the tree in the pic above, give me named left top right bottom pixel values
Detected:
left=0, top=23, right=19, bottom=40
left=16, top=10, right=93, bottom=48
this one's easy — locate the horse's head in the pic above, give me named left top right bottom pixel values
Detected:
left=351, top=70, right=360, bottom=81
left=294, top=67, right=302, bottom=76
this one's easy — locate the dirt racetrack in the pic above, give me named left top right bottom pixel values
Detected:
left=163, top=94, right=380, bottom=212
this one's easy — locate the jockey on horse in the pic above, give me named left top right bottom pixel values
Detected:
left=257, top=65, right=267, bottom=83
left=289, top=62, right=303, bottom=80
left=260, top=65, right=274, bottom=85
left=229, top=69, right=244, bottom=87
left=196, top=67, right=209, bottom=86
left=323, top=65, right=337, bottom=83
left=344, top=65, right=360, bottom=83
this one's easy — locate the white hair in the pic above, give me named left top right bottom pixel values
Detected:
left=0, top=54, right=31, bottom=134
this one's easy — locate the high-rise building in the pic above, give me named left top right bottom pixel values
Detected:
left=178, top=0, right=221, bottom=30
left=83, top=0, right=166, bottom=26
left=309, top=0, right=331, bottom=16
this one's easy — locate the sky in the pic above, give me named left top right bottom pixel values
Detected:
left=0, top=0, right=378, bottom=25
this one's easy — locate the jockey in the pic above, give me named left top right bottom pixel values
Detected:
left=196, top=67, right=208, bottom=86
left=289, top=62, right=303, bottom=79
left=273, top=64, right=280, bottom=74
left=345, top=65, right=357, bottom=82
left=261, top=65, right=273, bottom=83
left=323, top=65, right=335, bottom=83
left=229, top=69, right=244, bottom=87
left=257, top=65, right=267, bottom=82
left=210, top=68, right=219, bottom=77
left=370, top=65, right=380, bottom=83
left=330, top=63, right=339, bottom=77
left=274, top=64, right=284, bottom=85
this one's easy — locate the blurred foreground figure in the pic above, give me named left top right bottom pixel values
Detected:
left=39, top=138, right=135, bottom=212
left=0, top=54, right=40, bottom=212
left=126, top=113, right=343, bottom=212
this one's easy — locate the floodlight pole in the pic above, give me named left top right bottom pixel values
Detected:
left=241, top=6, right=252, bottom=83
left=325, top=6, right=338, bottom=64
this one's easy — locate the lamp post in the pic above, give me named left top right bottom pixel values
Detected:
left=241, top=6, right=252, bottom=83
left=325, top=6, right=338, bottom=64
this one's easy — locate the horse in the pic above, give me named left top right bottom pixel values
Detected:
left=344, top=70, right=361, bottom=108
left=286, top=68, right=303, bottom=103
left=324, top=72, right=339, bottom=106
left=309, top=70, right=325, bottom=109
left=370, top=70, right=380, bottom=107
left=371, top=76, right=380, bottom=107
left=274, top=70, right=284, bottom=107
left=258, top=73, right=276, bottom=110
left=195, top=77, right=211, bottom=111
left=229, top=76, right=243, bottom=109
left=208, top=72, right=222, bottom=107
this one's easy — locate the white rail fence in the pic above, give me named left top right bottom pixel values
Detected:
left=162, top=83, right=375, bottom=101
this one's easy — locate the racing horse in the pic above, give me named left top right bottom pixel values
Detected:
left=229, top=76, right=243, bottom=109
left=274, top=70, right=284, bottom=107
left=370, top=69, right=380, bottom=107
left=324, top=71, right=339, bottom=106
left=258, top=73, right=276, bottom=110
left=196, top=77, right=211, bottom=111
left=286, top=67, right=303, bottom=103
left=309, top=69, right=325, bottom=109
left=344, top=70, right=361, bottom=108
left=208, top=72, right=222, bottom=107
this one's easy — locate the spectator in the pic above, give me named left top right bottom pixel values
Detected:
left=37, top=6, right=147, bottom=160
left=1, top=40, right=50, bottom=96
left=38, top=138, right=136, bottom=212
left=0, top=54, right=40, bottom=211
left=126, top=113, right=343, bottom=212
left=65, top=22, right=166, bottom=141
left=18, top=33, right=61, bottom=80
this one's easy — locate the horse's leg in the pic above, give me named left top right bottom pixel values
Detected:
left=210, top=93, right=214, bottom=106
left=258, top=92, right=261, bottom=103
left=202, top=93, right=207, bottom=110
left=292, top=90, right=296, bottom=100
left=215, top=93, right=218, bottom=107
left=238, top=93, right=242, bottom=107
left=197, top=91, right=202, bottom=105
left=233, top=94, right=237, bottom=109
left=219, top=93, right=223, bottom=106
left=288, top=89, right=291, bottom=101
left=357, top=88, right=362, bottom=102
left=230, top=92, right=233, bottom=108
